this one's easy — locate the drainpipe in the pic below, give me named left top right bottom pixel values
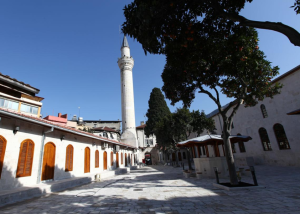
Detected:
left=37, top=126, right=54, bottom=183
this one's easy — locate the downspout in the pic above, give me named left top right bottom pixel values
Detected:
left=37, top=126, right=54, bottom=183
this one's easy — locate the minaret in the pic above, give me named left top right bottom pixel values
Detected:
left=118, top=36, right=138, bottom=148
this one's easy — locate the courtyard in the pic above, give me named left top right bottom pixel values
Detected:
left=1, top=165, right=300, bottom=214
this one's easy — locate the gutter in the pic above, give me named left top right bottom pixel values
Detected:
left=0, top=109, right=136, bottom=149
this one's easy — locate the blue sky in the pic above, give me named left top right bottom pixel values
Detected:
left=0, top=0, right=299, bottom=127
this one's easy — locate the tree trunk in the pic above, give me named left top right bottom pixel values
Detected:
left=222, top=119, right=239, bottom=185
left=186, top=148, right=193, bottom=170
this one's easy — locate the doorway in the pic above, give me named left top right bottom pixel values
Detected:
left=84, top=147, right=90, bottom=173
left=41, top=142, right=56, bottom=181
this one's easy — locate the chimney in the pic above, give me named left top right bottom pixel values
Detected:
left=58, top=113, right=62, bottom=118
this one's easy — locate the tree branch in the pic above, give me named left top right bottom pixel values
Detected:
left=198, top=86, right=222, bottom=110
left=220, top=12, right=300, bottom=47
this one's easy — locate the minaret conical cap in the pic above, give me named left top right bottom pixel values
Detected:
left=122, top=36, right=129, bottom=48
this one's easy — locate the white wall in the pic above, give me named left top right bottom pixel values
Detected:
left=0, top=116, right=134, bottom=191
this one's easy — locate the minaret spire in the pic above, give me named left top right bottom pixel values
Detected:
left=122, top=36, right=129, bottom=48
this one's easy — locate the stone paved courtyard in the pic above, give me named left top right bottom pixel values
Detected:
left=1, top=165, right=300, bottom=214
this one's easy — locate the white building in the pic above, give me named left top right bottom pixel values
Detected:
left=204, top=65, right=300, bottom=167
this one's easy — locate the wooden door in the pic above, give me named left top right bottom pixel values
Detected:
left=178, top=152, right=182, bottom=161
left=125, top=153, right=127, bottom=166
left=103, top=151, right=107, bottom=170
left=42, top=142, right=56, bottom=181
left=116, top=152, right=119, bottom=168
left=0, top=136, right=7, bottom=179
left=110, top=151, right=113, bottom=167
left=84, top=147, right=90, bottom=173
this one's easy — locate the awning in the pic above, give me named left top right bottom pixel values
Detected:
left=287, top=108, right=300, bottom=115
left=177, top=134, right=252, bottom=147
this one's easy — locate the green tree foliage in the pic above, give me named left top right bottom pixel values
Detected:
left=145, top=88, right=171, bottom=136
left=155, top=108, right=215, bottom=169
left=123, top=0, right=300, bottom=49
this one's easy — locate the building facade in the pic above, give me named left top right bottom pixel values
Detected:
left=206, top=65, right=300, bottom=167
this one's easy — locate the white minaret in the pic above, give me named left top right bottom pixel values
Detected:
left=118, top=36, right=138, bottom=148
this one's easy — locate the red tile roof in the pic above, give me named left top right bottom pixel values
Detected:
left=136, top=124, right=146, bottom=129
left=92, top=126, right=119, bottom=133
left=0, top=107, right=136, bottom=148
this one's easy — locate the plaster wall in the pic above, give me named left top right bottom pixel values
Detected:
left=0, top=117, right=134, bottom=191
left=210, top=68, right=300, bottom=167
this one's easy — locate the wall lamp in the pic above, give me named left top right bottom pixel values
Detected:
left=92, top=142, right=96, bottom=146
left=13, top=126, right=19, bottom=134
left=60, top=135, right=65, bottom=141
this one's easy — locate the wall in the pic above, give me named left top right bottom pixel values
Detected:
left=210, top=68, right=300, bottom=167
left=0, top=116, right=134, bottom=191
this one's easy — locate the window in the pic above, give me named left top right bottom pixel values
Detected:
left=20, top=103, right=38, bottom=115
left=95, top=150, right=99, bottom=168
left=0, top=135, right=7, bottom=179
left=16, top=139, right=35, bottom=177
left=237, top=133, right=246, bottom=153
left=0, top=97, right=18, bottom=111
left=65, top=145, right=74, bottom=171
left=273, top=123, right=290, bottom=150
left=261, top=104, right=268, bottom=118
left=259, top=128, right=272, bottom=151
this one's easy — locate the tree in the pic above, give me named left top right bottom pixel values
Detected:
left=145, top=88, right=171, bottom=136
left=122, top=1, right=283, bottom=184
left=155, top=108, right=215, bottom=169
left=123, top=0, right=300, bottom=50
left=161, top=27, right=282, bottom=185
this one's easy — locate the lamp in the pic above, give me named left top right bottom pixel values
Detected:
left=13, top=126, right=19, bottom=134
left=92, top=142, right=95, bottom=146
left=60, top=135, right=65, bottom=141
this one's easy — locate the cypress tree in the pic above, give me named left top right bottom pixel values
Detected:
left=145, top=88, right=171, bottom=136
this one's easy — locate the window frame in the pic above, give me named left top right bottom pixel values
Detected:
left=16, top=139, right=35, bottom=178
left=65, top=144, right=74, bottom=172
left=258, top=127, right=272, bottom=151
left=273, top=123, right=290, bottom=150
left=260, top=104, right=268, bottom=118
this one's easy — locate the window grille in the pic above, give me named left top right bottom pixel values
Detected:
left=273, top=123, right=290, bottom=150
left=258, top=128, right=272, bottom=151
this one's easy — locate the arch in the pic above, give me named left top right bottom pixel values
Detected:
left=121, top=152, right=123, bottom=165
left=41, top=142, right=55, bottom=180
left=103, top=151, right=107, bottom=170
left=259, top=128, right=272, bottom=151
left=0, top=135, right=7, bottom=179
left=84, top=147, right=90, bottom=173
left=116, top=152, right=119, bottom=168
left=65, top=145, right=74, bottom=171
left=273, top=123, right=290, bottom=150
left=16, top=139, right=35, bottom=178
left=95, top=150, right=99, bottom=168
left=260, top=104, right=268, bottom=118
left=125, top=153, right=127, bottom=166
left=110, top=151, right=113, bottom=167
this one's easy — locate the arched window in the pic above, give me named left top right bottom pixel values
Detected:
left=261, top=104, right=268, bottom=118
left=121, top=152, right=123, bottom=164
left=273, top=123, right=290, bottom=150
left=0, top=135, right=7, bottom=179
left=95, top=150, right=99, bottom=168
left=16, top=139, right=35, bottom=177
left=65, top=145, right=74, bottom=171
left=237, top=133, right=246, bottom=153
left=84, top=147, right=90, bottom=173
left=111, top=151, right=113, bottom=166
left=259, top=128, right=272, bottom=151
